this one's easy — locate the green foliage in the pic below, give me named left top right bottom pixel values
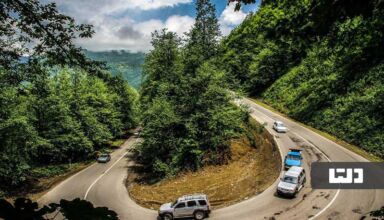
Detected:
left=220, top=0, right=384, bottom=158
left=0, top=84, right=37, bottom=186
left=0, top=67, right=138, bottom=189
left=183, top=0, right=221, bottom=75
left=0, top=0, right=139, bottom=193
left=29, top=162, right=88, bottom=179
left=137, top=1, right=246, bottom=177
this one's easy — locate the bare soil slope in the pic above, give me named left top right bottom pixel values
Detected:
left=127, top=122, right=281, bottom=210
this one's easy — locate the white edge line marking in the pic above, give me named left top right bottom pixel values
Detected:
left=246, top=98, right=340, bottom=220
left=245, top=98, right=367, bottom=162
left=84, top=151, right=128, bottom=200
left=292, top=132, right=340, bottom=220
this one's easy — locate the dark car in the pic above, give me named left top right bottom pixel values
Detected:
left=97, top=154, right=111, bottom=163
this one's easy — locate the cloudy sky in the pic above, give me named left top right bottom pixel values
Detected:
left=47, top=0, right=259, bottom=52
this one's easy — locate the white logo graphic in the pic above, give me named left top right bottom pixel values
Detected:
left=329, top=168, right=363, bottom=184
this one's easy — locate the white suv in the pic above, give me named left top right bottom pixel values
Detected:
left=158, top=194, right=211, bottom=220
left=277, top=166, right=306, bottom=197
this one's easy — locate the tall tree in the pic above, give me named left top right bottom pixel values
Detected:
left=184, top=0, right=220, bottom=75
left=140, top=30, right=183, bottom=109
left=138, top=25, right=245, bottom=177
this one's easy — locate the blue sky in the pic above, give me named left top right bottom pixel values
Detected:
left=48, top=0, right=260, bottom=52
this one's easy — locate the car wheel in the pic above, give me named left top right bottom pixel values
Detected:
left=194, top=211, right=205, bottom=220
left=163, top=213, right=173, bottom=220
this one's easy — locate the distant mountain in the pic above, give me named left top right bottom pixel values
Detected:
left=85, top=50, right=145, bottom=89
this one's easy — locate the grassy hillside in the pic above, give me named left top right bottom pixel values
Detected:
left=85, top=50, right=145, bottom=89
left=220, top=0, right=384, bottom=158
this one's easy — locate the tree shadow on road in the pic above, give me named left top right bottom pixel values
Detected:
left=0, top=197, right=118, bottom=220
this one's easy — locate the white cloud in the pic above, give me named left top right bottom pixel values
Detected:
left=42, top=0, right=194, bottom=52
left=50, top=0, right=192, bottom=16
left=165, top=15, right=195, bottom=36
left=220, top=2, right=247, bottom=26
left=76, top=15, right=194, bottom=52
left=128, top=0, right=193, bottom=10
left=219, top=2, right=247, bottom=36
left=43, top=0, right=247, bottom=51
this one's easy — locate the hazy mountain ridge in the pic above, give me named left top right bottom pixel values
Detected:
left=84, top=50, right=145, bottom=89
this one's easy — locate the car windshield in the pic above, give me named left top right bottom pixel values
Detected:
left=171, top=200, right=178, bottom=207
left=283, top=175, right=298, bottom=184
left=287, top=155, right=300, bottom=160
left=99, top=154, right=108, bottom=158
left=276, top=122, right=285, bottom=127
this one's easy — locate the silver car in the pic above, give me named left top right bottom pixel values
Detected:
left=277, top=166, right=306, bottom=197
left=158, top=194, right=211, bottom=220
left=97, top=154, right=111, bottom=163
left=273, top=121, right=288, bottom=133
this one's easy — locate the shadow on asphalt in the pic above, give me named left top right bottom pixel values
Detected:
left=157, top=217, right=194, bottom=220
left=273, top=191, right=296, bottom=200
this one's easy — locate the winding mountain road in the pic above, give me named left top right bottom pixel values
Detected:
left=39, top=97, right=384, bottom=220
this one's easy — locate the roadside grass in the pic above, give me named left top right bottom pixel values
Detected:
left=28, top=162, right=92, bottom=201
left=127, top=119, right=281, bottom=210
left=5, top=131, right=133, bottom=200
left=249, top=98, right=382, bottom=162
left=108, top=139, right=126, bottom=149
left=3, top=161, right=93, bottom=201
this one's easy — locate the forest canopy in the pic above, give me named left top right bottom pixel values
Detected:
left=0, top=0, right=138, bottom=191
left=220, top=0, right=384, bottom=158
left=136, top=0, right=248, bottom=177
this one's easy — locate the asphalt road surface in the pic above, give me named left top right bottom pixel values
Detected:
left=39, top=97, right=384, bottom=220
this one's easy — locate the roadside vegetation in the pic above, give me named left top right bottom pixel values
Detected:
left=0, top=0, right=138, bottom=196
left=128, top=119, right=281, bottom=209
left=219, top=0, right=384, bottom=158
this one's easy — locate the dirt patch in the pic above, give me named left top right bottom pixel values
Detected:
left=127, top=123, right=281, bottom=210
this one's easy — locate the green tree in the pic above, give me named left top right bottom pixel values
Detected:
left=183, top=0, right=220, bottom=75
left=107, top=74, right=139, bottom=130
left=140, top=30, right=183, bottom=110
left=0, top=72, right=40, bottom=186
left=219, top=0, right=384, bottom=158
left=137, top=25, right=245, bottom=177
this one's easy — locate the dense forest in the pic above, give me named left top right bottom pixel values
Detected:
left=135, top=0, right=248, bottom=178
left=0, top=0, right=138, bottom=193
left=220, top=0, right=384, bottom=158
left=84, top=50, right=145, bottom=89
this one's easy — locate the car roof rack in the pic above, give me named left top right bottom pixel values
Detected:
left=179, top=193, right=207, bottom=201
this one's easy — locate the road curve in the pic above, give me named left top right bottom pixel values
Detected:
left=39, top=97, right=384, bottom=220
